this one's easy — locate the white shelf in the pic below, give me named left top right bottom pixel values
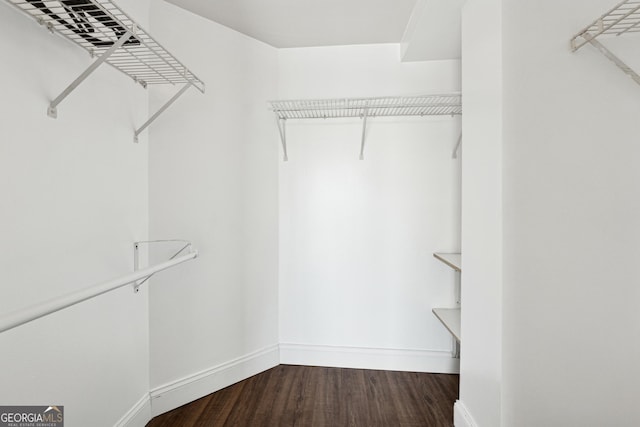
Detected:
left=432, top=308, right=461, bottom=342
left=433, top=252, right=461, bottom=271
left=268, top=93, right=462, bottom=161
left=6, top=0, right=204, bottom=91
left=433, top=252, right=461, bottom=345
left=270, top=94, right=462, bottom=120
left=571, top=0, right=640, bottom=87
left=4, top=0, right=205, bottom=141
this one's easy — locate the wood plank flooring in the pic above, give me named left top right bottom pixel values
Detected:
left=146, top=365, right=459, bottom=427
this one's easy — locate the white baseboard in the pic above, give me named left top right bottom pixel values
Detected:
left=115, top=394, right=151, bottom=427
left=279, top=343, right=460, bottom=374
left=149, top=344, right=280, bottom=417
left=454, top=400, right=478, bottom=427
left=117, top=343, right=457, bottom=424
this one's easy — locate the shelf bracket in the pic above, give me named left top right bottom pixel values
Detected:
left=275, top=115, right=289, bottom=162
left=133, top=240, right=194, bottom=293
left=582, top=34, right=640, bottom=87
left=452, top=132, right=462, bottom=159
left=134, top=81, right=194, bottom=143
left=452, top=338, right=460, bottom=359
left=359, top=107, right=369, bottom=160
left=48, top=30, right=133, bottom=119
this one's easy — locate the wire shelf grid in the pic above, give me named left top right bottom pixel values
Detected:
left=5, top=0, right=204, bottom=92
left=572, top=0, right=640, bottom=51
left=270, top=94, right=462, bottom=120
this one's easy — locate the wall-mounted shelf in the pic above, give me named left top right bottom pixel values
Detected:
left=4, top=0, right=205, bottom=142
left=571, top=0, right=640, bottom=87
left=433, top=252, right=461, bottom=354
left=269, top=93, right=462, bottom=161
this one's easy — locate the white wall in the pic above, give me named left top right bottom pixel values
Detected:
left=0, top=1, right=151, bottom=426
left=147, top=0, right=280, bottom=415
left=501, top=1, right=640, bottom=426
left=278, top=45, right=462, bottom=372
left=460, top=0, right=640, bottom=426
left=458, top=0, right=503, bottom=426
left=1, top=2, right=469, bottom=425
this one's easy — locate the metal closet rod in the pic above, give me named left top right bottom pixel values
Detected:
left=0, top=244, right=198, bottom=334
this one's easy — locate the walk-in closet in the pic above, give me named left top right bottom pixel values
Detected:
left=2, top=1, right=639, bottom=426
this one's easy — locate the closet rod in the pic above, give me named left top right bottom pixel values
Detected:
left=0, top=250, right=198, bottom=334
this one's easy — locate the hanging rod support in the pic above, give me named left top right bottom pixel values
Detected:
left=134, top=82, right=194, bottom=143
left=359, top=107, right=369, bottom=160
left=48, top=31, right=133, bottom=119
left=133, top=240, right=195, bottom=292
left=275, top=115, right=288, bottom=161
left=452, top=132, right=462, bottom=159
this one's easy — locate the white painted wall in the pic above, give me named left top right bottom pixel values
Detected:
left=458, top=0, right=503, bottom=426
left=0, top=2, right=467, bottom=425
left=0, top=1, right=151, bottom=426
left=459, top=0, right=640, bottom=426
left=278, top=45, right=462, bottom=371
left=147, top=0, right=280, bottom=415
left=501, top=1, right=640, bottom=426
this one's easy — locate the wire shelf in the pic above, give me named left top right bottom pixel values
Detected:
left=571, top=0, right=640, bottom=51
left=570, top=0, right=640, bottom=88
left=269, top=94, right=462, bottom=161
left=5, top=0, right=204, bottom=92
left=269, top=94, right=462, bottom=120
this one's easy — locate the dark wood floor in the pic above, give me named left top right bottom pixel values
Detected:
left=147, top=365, right=459, bottom=427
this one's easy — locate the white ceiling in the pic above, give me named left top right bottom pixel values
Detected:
left=401, top=0, right=463, bottom=61
left=166, top=0, right=419, bottom=49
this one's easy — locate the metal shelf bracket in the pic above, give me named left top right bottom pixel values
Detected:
left=48, top=30, right=133, bottom=118
left=275, top=115, right=289, bottom=162
left=571, top=1, right=640, bottom=88
left=134, top=81, right=195, bottom=143
left=452, top=338, right=460, bottom=359
left=578, top=34, right=640, bottom=86
left=452, top=132, right=462, bottom=159
left=133, top=240, right=195, bottom=293
left=359, top=107, right=369, bottom=161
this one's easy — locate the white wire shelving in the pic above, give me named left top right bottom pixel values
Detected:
left=269, top=94, right=462, bottom=161
left=4, top=0, right=205, bottom=142
left=571, top=0, right=640, bottom=86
